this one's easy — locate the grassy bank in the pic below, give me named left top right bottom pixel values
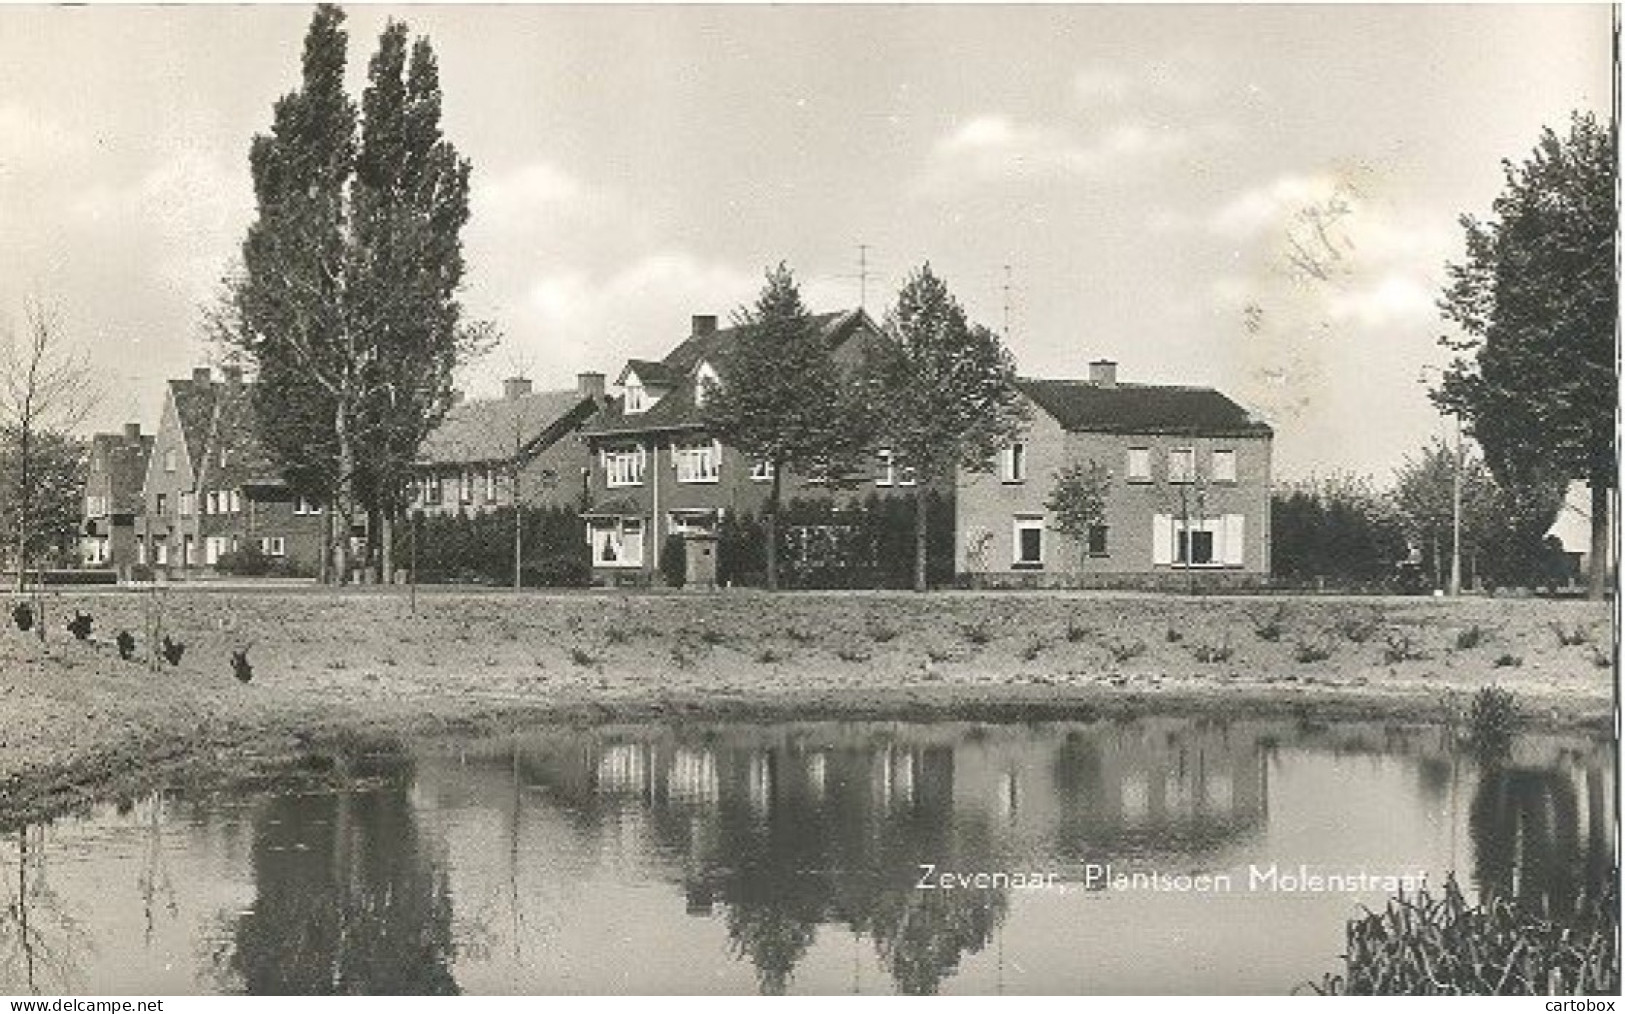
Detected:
left=0, top=586, right=1612, bottom=825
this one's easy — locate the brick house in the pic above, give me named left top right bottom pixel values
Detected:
left=957, top=360, right=1273, bottom=588
left=579, top=309, right=908, bottom=585
left=134, top=366, right=326, bottom=576
left=409, top=373, right=606, bottom=515
left=79, top=423, right=154, bottom=576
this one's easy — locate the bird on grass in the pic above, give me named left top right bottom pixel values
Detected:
left=11, top=602, right=33, bottom=632
left=230, top=647, right=253, bottom=684
left=115, top=630, right=137, bottom=661
left=161, top=635, right=185, bottom=667
left=66, top=612, right=93, bottom=641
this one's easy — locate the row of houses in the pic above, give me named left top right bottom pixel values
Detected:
left=80, top=307, right=1274, bottom=588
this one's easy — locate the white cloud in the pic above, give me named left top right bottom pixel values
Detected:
left=917, top=114, right=1190, bottom=195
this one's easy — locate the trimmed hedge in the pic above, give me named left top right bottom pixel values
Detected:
left=720, top=492, right=955, bottom=590
left=405, top=505, right=591, bottom=587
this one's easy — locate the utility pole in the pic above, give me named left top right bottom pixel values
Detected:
left=1001, top=264, right=1013, bottom=340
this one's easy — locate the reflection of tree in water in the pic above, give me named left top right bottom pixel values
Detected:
left=210, top=777, right=460, bottom=995
left=1469, top=758, right=1614, bottom=918
left=0, top=825, right=88, bottom=994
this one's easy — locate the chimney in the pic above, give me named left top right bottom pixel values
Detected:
left=191, top=366, right=212, bottom=384
left=691, top=314, right=718, bottom=337
left=222, top=364, right=244, bottom=385
left=577, top=371, right=606, bottom=401
left=1089, top=360, right=1118, bottom=388
left=123, top=422, right=141, bottom=441
left=503, top=376, right=533, bottom=401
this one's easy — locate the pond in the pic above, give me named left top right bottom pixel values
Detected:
left=0, top=716, right=1613, bottom=995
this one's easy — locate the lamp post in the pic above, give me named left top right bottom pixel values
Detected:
left=1450, top=413, right=1463, bottom=597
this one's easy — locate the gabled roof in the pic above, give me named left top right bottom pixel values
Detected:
left=619, top=359, right=679, bottom=387
left=166, top=375, right=283, bottom=488
left=1016, top=378, right=1273, bottom=438
left=418, top=388, right=599, bottom=466
left=584, top=309, right=876, bottom=438
left=90, top=432, right=154, bottom=514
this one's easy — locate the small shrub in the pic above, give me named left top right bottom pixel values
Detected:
left=1064, top=619, right=1093, bottom=643
left=1493, top=653, right=1523, bottom=668
left=1107, top=638, right=1146, bottom=664
left=836, top=645, right=872, bottom=663
left=1293, top=637, right=1334, bottom=664
left=867, top=622, right=900, bottom=644
left=1552, top=622, right=1592, bottom=647
left=1020, top=636, right=1046, bottom=662
left=1467, top=685, right=1518, bottom=760
left=925, top=646, right=955, bottom=664
left=1590, top=645, right=1613, bottom=669
left=698, top=628, right=726, bottom=647
left=1164, top=626, right=1184, bottom=644
left=1383, top=632, right=1428, bottom=664
left=755, top=648, right=785, bottom=664
left=671, top=641, right=697, bottom=669
left=604, top=626, right=631, bottom=646
left=785, top=627, right=816, bottom=645
left=570, top=646, right=600, bottom=668
left=1333, top=612, right=1380, bottom=643
left=1454, top=624, right=1488, bottom=651
left=1190, top=639, right=1233, bottom=664
left=960, top=621, right=993, bottom=646
left=1253, top=605, right=1287, bottom=642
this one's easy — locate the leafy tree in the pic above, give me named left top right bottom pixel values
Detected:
left=1434, top=111, right=1616, bottom=598
left=1045, top=460, right=1112, bottom=568
left=858, top=264, right=1029, bottom=591
left=1271, top=473, right=1407, bottom=588
left=215, top=5, right=488, bottom=583
left=0, top=301, right=97, bottom=588
left=703, top=264, right=861, bottom=591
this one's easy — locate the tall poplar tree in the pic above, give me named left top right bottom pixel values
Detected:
left=218, top=5, right=486, bottom=582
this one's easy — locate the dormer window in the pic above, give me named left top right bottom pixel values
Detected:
left=624, top=382, right=648, bottom=414
left=694, top=361, right=720, bottom=408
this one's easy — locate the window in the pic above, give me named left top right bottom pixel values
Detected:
left=1212, top=449, right=1237, bottom=484
left=294, top=496, right=321, bottom=516
left=154, top=539, right=168, bottom=566
left=155, top=493, right=168, bottom=516
left=163, top=449, right=177, bottom=473
left=1013, top=515, right=1045, bottom=568
left=137, top=540, right=147, bottom=565
left=1087, top=524, right=1109, bottom=557
left=178, top=492, right=196, bottom=517
left=230, top=489, right=242, bottom=514
left=603, top=445, right=647, bottom=487
left=751, top=459, right=776, bottom=483
left=876, top=449, right=917, bottom=488
left=425, top=474, right=443, bottom=505
left=484, top=468, right=499, bottom=504
left=590, top=518, right=644, bottom=567
left=624, top=382, right=648, bottom=414
left=458, top=471, right=474, bottom=504
left=1177, top=528, right=1214, bottom=566
left=204, top=490, right=218, bottom=516
left=674, top=440, right=721, bottom=484
left=1127, top=447, right=1151, bottom=483
left=260, top=536, right=287, bottom=558
left=1001, top=443, right=1027, bottom=484
left=693, top=362, right=720, bottom=408
left=1168, top=447, right=1195, bottom=484
left=205, top=536, right=227, bottom=566
left=668, top=509, right=719, bottom=536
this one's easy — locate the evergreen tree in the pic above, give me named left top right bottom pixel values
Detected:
left=1434, top=111, right=1616, bottom=598
left=858, top=264, right=1028, bottom=591
left=702, top=264, right=861, bottom=591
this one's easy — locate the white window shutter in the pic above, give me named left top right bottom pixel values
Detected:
left=1152, top=513, right=1173, bottom=566
left=1224, top=514, right=1245, bottom=566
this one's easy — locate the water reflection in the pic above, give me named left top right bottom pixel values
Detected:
left=0, top=717, right=1614, bottom=994
left=207, top=754, right=461, bottom=995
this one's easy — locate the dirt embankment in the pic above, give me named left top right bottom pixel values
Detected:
left=0, top=586, right=1613, bottom=825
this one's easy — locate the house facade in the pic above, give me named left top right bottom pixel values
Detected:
left=958, top=360, right=1273, bottom=589
left=409, top=373, right=605, bottom=516
left=79, top=423, right=154, bottom=576
left=579, top=309, right=907, bottom=585
left=134, top=366, right=327, bottom=576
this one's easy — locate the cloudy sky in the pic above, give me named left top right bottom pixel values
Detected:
left=0, top=3, right=1611, bottom=480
